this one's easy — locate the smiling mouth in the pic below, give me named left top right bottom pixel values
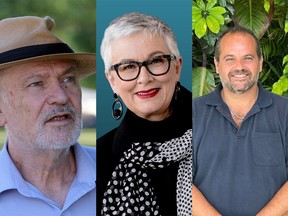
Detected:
left=232, top=74, right=247, bottom=78
left=229, top=70, right=250, bottom=78
left=137, top=88, right=159, bottom=96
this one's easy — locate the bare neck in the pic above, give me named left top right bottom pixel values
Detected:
left=221, top=85, right=259, bottom=108
left=8, top=143, right=76, bottom=207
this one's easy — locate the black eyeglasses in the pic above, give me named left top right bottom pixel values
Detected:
left=109, top=54, right=176, bottom=81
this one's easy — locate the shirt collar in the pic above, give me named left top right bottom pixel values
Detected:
left=0, top=140, right=22, bottom=193
left=0, top=141, right=96, bottom=194
left=73, top=143, right=96, bottom=184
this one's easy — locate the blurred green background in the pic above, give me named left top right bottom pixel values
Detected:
left=0, top=0, right=96, bottom=149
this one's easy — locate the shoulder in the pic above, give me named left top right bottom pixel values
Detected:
left=179, top=85, right=192, bottom=105
left=259, top=87, right=288, bottom=111
left=97, top=128, right=117, bottom=149
left=193, top=94, right=209, bottom=104
left=192, top=84, right=222, bottom=108
left=268, top=92, right=288, bottom=115
left=192, top=93, right=212, bottom=111
left=97, top=128, right=120, bottom=199
left=269, top=91, right=288, bottom=103
left=97, top=128, right=118, bottom=163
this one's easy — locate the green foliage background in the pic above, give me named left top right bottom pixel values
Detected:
left=192, top=0, right=288, bottom=98
left=0, top=0, right=96, bottom=89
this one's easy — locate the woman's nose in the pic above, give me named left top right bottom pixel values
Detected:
left=137, top=65, right=153, bottom=83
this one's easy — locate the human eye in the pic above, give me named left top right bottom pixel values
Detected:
left=224, top=57, right=234, bottom=62
left=118, top=63, right=137, bottom=72
left=244, top=55, right=254, bottom=61
left=63, top=75, right=76, bottom=84
left=149, top=56, right=165, bottom=65
left=28, top=81, right=43, bottom=87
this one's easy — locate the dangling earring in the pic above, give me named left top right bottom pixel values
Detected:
left=174, top=81, right=181, bottom=101
left=112, top=93, right=123, bottom=120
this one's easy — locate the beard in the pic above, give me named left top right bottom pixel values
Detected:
left=6, top=104, right=82, bottom=151
left=35, top=105, right=82, bottom=150
left=219, top=69, right=259, bottom=94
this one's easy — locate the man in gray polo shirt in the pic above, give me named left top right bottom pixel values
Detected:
left=193, top=26, right=288, bottom=215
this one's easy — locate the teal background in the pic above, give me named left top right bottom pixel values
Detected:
left=96, top=0, right=192, bottom=137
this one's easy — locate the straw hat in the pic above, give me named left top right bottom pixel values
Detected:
left=0, top=16, right=95, bottom=78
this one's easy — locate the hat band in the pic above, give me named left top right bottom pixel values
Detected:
left=0, top=43, right=74, bottom=64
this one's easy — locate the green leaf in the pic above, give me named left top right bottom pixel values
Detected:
left=192, top=5, right=202, bottom=14
left=194, top=18, right=207, bottom=38
left=193, top=6, right=203, bottom=22
left=264, top=0, right=270, bottom=12
left=272, top=81, right=283, bottom=95
left=206, top=0, right=217, bottom=11
left=196, top=0, right=206, bottom=10
left=218, top=0, right=227, bottom=7
left=233, top=0, right=270, bottom=39
left=259, top=68, right=271, bottom=83
left=193, top=13, right=203, bottom=23
left=209, top=6, right=226, bottom=15
left=283, top=64, right=288, bottom=75
left=192, top=67, right=216, bottom=98
left=207, top=15, right=221, bottom=33
left=210, top=13, right=225, bottom=25
left=265, top=59, right=283, bottom=78
left=285, top=20, right=288, bottom=33
left=204, top=32, right=219, bottom=47
left=273, top=76, right=288, bottom=95
left=283, top=54, right=288, bottom=65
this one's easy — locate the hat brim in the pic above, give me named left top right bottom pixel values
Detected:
left=0, top=53, right=96, bottom=79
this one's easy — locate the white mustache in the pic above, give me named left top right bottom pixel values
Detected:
left=42, top=105, right=77, bottom=122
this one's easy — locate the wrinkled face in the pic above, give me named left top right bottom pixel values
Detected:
left=0, top=61, right=82, bottom=150
left=106, top=33, right=182, bottom=121
left=214, top=32, right=263, bottom=94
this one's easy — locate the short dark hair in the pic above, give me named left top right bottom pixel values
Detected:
left=214, top=26, right=261, bottom=62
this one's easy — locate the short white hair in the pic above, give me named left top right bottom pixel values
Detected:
left=100, top=12, right=181, bottom=72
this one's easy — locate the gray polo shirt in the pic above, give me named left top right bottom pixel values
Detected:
left=193, top=84, right=288, bottom=216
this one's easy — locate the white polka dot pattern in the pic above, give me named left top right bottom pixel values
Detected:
left=101, top=129, right=192, bottom=216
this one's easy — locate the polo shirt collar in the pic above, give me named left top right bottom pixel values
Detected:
left=205, top=83, right=272, bottom=109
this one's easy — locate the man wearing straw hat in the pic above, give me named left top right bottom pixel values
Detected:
left=0, top=16, right=96, bottom=215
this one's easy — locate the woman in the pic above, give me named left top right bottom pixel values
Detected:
left=97, top=12, right=192, bottom=215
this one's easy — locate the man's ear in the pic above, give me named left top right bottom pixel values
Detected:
left=214, top=57, right=220, bottom=74
left=259, top=55, right=264, bottom=72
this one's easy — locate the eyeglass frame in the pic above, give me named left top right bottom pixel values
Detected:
left=109, top=54, right=177, bottom=81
